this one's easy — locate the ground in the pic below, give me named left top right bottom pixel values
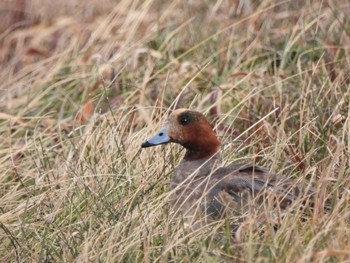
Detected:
left=1, top=0, right=350, bottom=262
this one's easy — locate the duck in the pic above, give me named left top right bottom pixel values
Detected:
left=141, top=109, right=313, bottom=227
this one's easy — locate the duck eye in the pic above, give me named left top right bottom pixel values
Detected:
left=179, top=116, right=190, bottom=125
left=178, top=112, right=193, bottom=126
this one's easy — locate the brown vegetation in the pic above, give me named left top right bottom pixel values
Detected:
left=1, top=0, right=350, bottom=261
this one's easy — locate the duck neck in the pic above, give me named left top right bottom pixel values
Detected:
left=183, top=132, right=221, bottom=161
left=184, top=147, right=220, bottom=161
left=170, top=150, right=221, bottom=191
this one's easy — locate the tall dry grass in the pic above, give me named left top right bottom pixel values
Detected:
left=1, top=0, right=350, bottom=262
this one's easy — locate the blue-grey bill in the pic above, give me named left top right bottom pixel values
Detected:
left=141, top=127, right=171, bottom=148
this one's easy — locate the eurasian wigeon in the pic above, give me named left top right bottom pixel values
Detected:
left=141, top=109, right=313, bottom=226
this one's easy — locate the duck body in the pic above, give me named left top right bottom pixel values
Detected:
left=169, top=152, right=221, bottom=218
left=141, top=109, right=306, bottom=221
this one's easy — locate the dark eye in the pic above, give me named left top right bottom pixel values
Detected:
left=178, top=112, right=193, bottom=126
left=179, top=115, right=190, bottom=125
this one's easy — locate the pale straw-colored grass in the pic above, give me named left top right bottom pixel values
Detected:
left=1, top=0, right=350, bottom=262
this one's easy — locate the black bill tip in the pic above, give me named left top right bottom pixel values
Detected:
left=141, top=141, right=153, bottom=148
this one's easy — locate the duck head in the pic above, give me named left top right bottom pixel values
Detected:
left=141, top=109, right=221, bottom=160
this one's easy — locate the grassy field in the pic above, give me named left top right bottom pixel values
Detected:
left=1, top=0, right=350, bottom=262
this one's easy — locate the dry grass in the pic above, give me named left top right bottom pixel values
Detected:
left=1, top=0, right=350, bottom=262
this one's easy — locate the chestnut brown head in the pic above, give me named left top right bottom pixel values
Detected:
left=141, top=109, right=220, bottom=160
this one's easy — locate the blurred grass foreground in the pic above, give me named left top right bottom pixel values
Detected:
left=1, top=0, right=350, bottom=262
